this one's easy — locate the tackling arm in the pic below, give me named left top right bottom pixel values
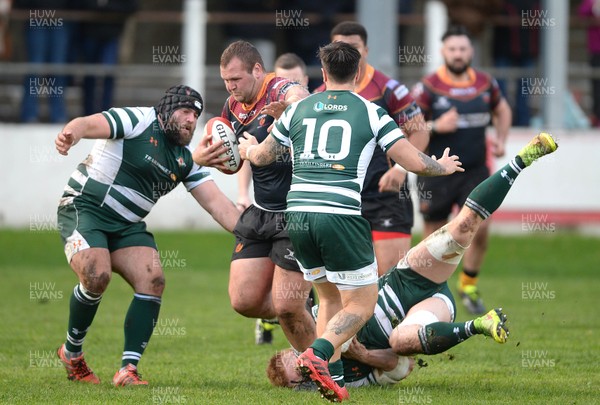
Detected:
left=236, top=162, right=253, bottom=211
left=55, top=113, right=111, bottom=156
left=190, top=180, right=240, bottom=232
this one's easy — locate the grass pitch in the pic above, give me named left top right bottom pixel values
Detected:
left=0, top=229, right=598, bottom=404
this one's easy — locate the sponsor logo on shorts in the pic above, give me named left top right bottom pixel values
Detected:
left=331, top=164, right=345, bottom=171
left=336, top=271, right=374, bottom=282
left=381, top=218, right=394, bottom=228
left=235, top=243, right=244, bottom=253
left=65, top=238, right=84, bottom=260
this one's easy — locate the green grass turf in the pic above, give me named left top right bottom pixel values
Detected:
left=0, top=229, right=598, bottom=404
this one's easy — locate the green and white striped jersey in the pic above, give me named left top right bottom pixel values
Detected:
left=60, top=107, right=212, bottom=222
left=271, top=90, right=404, bottom=215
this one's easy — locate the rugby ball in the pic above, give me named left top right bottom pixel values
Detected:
left=204, top=117, right=242, bottom=174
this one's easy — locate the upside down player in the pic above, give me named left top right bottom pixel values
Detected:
left=266, top=132, right=557, bottom=391
left=209, top=40, right=316, bottom=352
left=315, top=21, right=430, bottom=275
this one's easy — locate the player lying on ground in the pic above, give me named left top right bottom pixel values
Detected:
left=266, top=132, right=557, bottom=390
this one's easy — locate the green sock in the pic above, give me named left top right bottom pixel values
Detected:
left=121, top=293, right=161, bottom=368
left=65, top=284, right=102, bottom=354
left=311, top=338, right=334, bottom=362
left=465, top=158, right=525, bottom=219
left=328, top=359, right=345, bottom=387
left=417, top=321, right=476, bottom=354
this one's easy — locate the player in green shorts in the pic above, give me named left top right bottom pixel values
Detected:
left=54, top=85, right=239, bottom=386
left=265, top=132, right=558, bottom=389
left=240, top=42, right=464, bottom=402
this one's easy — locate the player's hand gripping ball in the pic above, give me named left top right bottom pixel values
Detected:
left=204, top=117, right=242, bottom=174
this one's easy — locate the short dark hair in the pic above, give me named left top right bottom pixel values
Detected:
left=330, top=21, right=368, bottom=45
left=441, top=25, right=472, bottom=42
left=318, top=41, right=361, bottom=84
left=220, top=40, right=264, bottom=72
left=274, top=53, right=307, bottom=73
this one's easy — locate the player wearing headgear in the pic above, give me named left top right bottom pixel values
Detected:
left=54, top=85, right=240, bottom=386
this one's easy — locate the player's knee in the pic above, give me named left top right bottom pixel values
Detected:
left=229, top=295, right=260, bottom=317
left=149, top=274, right=165, bottom=296
left=80, top=264, right=111, bottom=294
left=389, top=325, right=419, bottom=355
left=273, top=291, right=309, bottom=316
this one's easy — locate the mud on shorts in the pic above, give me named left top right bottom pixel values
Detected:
left=57, top=199, right=156, bottom=263
left=231, top=205, right=300, bottom=272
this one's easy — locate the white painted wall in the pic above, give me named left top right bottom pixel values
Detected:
left=0, top=124, right=598, bottom=232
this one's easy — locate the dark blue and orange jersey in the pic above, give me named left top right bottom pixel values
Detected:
left=413, top=66, right=503, bottom=169
left=315, top=65, right=421, bottom=198
left=222, top=74, right=298, bottom=211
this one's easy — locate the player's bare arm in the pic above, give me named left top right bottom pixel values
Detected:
left=491, top=98, right=512, bottom=157
left=238, top=131, right=281, bottom=166
left=387, top=138, right=464, bottom=176
left=235, top=163, right=253, bottom=211
left=55, top=113, right=111, bottom=156
left=343, top=338, right=400, bottom=372
left=261, top=84, right=310, bottom=121
left=432, top=106, right=459, bottom=134
left=190, top=180, right=240, bottom=233
left=378, top=164, right=407, bottom=193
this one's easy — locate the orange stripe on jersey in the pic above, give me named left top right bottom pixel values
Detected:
left=241, top=72, right=276, bottom=112
left=436, top=66, right=477, bottom=87
left=423, top=67, right=495, bottom=102
left=354, top=64, right=375, bottom=94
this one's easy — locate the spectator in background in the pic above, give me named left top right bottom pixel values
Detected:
left=14, top=0, right=72, bottom=123
left=0, top=0, right=11, bottom=60
left=283, top=0, right=354, bottom=90
left=75, top=0, right=138, bottom=116
left=493, top=0, right=540, bottom=127
left=441, top=0, right=501, bottom=66
left=579, top=0, right=600, bottom=127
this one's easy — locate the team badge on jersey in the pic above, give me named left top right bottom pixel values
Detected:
left=177, top=157, right=186, bottom=167
left=433, top=97, right=451, bottom=110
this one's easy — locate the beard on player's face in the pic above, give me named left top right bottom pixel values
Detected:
left=445, top=57, right=471, bottom=75
left=164, top=113, right=195, bottom=146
